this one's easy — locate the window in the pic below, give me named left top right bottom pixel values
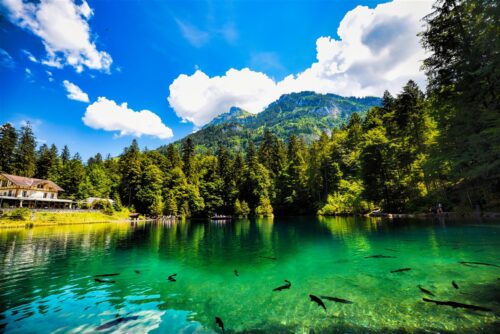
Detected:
left=22, top=191, right=28, bottom=197
left=51, top=193, right=55, bottom=199
left=8, top=190, right=12, bottom=196
left=43, top=193, right=47, bottom=198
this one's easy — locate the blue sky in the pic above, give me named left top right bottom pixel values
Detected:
left=0, top=0, right=432, bottom=159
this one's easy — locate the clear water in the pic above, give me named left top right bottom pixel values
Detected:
left=0, top=217, right=499, bottom=333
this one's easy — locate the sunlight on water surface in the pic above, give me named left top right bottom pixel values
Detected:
left=0, top=217, right=499, bottom=333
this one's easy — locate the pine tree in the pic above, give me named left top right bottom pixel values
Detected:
left=61, top=145, right=71, bottom=165
left=217, top=144, right=236, bottom=213
left=36, top=144, right=55, bottom=179
left=136, top=160, right=164, bottom=215
left=13, top=122, right=36, bottom=177
left=422, top=0, right=500, bottom=207
left=182, top=138, right=195, bottom=180
left=119, top=140, right=142, bottom=207
left=0, top=123, right=18, bottom=173
left=166, top=144, right=182, bottom=169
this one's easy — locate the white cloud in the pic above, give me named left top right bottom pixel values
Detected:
left=168, top=0, right=432, bottom=127
left=2, top=0, right=112, bottom=73
left=24, top=67, right=34, bottom=81
left=175, top=17, right=238, bottom=47
left=83, top=97, right=174, bottom=139
left=21, top=49, right=38, bottom=62
left=169, top=68, right=279, bottom=126
left=0, top=48, right=15, bottom=68
left=63, top=80, right=89, bottom=103
left=175, top=18, right=210, bottom=48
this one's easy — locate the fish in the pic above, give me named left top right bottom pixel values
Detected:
left=422, top=298, right=492, bottom=312
left=365, top=255, right=396, bottom=259
left=96, top=316, right=139, bottom=330
left=215, top=316, right=225, bottom=333
left=134, top=270, right=140, bottom=274
left=459, top=261, right=499, bottom=268
left=94, top=273, right=120, bottom=277
left=390, top=268, right=411, bottom=273
left=168, top=274, right=177, bottom=282
left=320, top=296, right=353, bottom=304
left=417, top=285, right=435, bottom=296
left=94, top=278, right=115, bottom=283
left=259, top=256, right=277, bottom=260
left=234, top=269, right=239, bottom=277
left=452, top=281, right=459, bottom=289
left=272, top=280, right=291, bottom=291
left=309, top=294, right=327, bottom=311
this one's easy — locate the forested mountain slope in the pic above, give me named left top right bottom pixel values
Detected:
left=160, top=92, right=381, bottom=153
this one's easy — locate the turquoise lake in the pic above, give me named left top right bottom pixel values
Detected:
left=0, top=217, right=499, bottom=333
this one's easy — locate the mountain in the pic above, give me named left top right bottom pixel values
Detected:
left=162, top=91, right=381, bottom=153
left=204, top=107, right=254, bottom=127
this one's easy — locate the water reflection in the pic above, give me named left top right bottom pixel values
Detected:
left=0, top=218, right=499, bottom=333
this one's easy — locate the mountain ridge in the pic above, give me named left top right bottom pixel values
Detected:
left=161, top=91, right=381, bottom=153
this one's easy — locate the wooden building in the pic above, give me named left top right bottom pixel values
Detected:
left=0, top=173, right=73, bottom=209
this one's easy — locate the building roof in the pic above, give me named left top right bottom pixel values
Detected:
left=1, top=173, right=64, bottom=191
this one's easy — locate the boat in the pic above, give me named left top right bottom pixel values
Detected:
left=210, top=215, right=232, bottom=221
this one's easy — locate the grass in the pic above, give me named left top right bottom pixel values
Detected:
left=0, top=209, right=132, bottom=228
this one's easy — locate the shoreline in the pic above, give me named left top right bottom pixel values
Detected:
left=0, top=209, right=138, bottom=229
left=2, top=210, right=500, bottom=229
left=367, top=211, right=500, bottom=219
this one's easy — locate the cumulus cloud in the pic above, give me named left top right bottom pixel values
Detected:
left=63, top=80, right=89, bottom=103
left=83, top=97, right=174, bottom=139
left=168, top=0, right=432, bottom=127
left=169, top=69, right=279, bottom=125
left=1, top=0, right=112, bottom=73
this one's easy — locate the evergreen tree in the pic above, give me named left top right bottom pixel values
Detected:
left=279, top=135, right=308, bottom=213
left=0, top=123, right=18, bottom=173
left=165, top=144, right=182, bottom=169
left=198, top=155, right=224, bottom=216
left=182, top=138, right=195, bottom=180
left=241, top=143, right=272, bottom=211
left=56, top=153, right=87, bottom=199
left=164, top=191, right=178, bottom=216
left=36, top=144, right=55, bottom=179
left=119, top=140, right=142, bottom=207
left=13, top=122, right=36, bottom=177
left=47, top=144, right=60, bottom=179
left=422, top=0, right=500, bottom=207
left=217, top=144, right=237, bottom=213
left=61, top=145, right=71, bottom=165
left=136, top=160, right=164, bottom=215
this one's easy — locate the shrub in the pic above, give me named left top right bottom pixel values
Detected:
left=112, top=195, right=123, bottom=212
left=234, top=199, right=251, bottom=218
left=90, top=199, right=114, bottom=215
left=318, top=180, right=373, bottom=215
left=6, top=208, right=32, bottom=221
left=255, top=196, right=273, bottom=217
